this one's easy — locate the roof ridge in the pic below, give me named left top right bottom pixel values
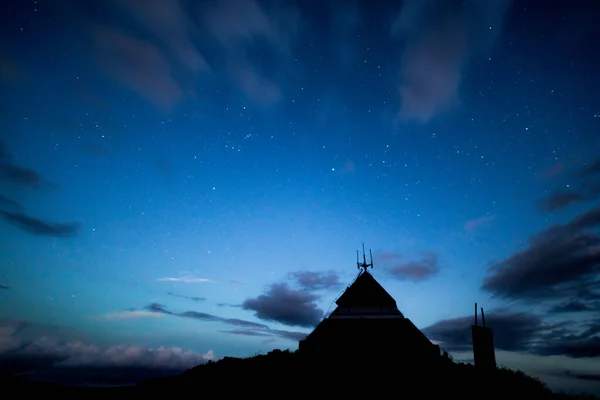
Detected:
left=334, top=270, right=399, bottom=310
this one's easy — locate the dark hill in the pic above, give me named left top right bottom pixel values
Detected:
left=136, top=349, right=556, bottom=398
left=1, top=349, right=597, bottom=399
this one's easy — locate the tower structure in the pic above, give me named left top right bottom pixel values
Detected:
left=471, top=303, right=496, bottom=369
left=357, top=242, right=373, bottom=273
left=298, top=245, right=441, bottom=367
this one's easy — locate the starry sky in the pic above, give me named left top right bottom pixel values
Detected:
left=1, top=0, right=599, bottom=393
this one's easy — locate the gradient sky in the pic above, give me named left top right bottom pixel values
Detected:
left=1, top=0, right=599, bottom=393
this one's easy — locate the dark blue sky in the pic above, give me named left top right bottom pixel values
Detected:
left=0, top=0, right=599, bottom=393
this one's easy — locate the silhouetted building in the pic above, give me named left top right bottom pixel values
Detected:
left=471, top=303, right=496, bottom=369
left=299, top=246, right=441, bottom=366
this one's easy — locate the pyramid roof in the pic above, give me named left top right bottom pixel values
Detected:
left=299, top=269, right=440, bottom=362
left=334, top=270, right=399, bottom=310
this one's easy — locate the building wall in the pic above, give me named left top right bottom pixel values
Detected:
left=300, top=317, right=440, bottom=365
left=471, top=325, right=496, bottom=369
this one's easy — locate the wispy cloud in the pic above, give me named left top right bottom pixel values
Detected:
left=167, top=292, right=206, bottom=302
left=538, top=158, right=600, bottom=212
left=482, top=204, right=600, bottom=303
left=424, top=310, right=600, bottom=360
left=377, top=251, right=441, bottom=282
left=0, top=195, right=23, bottom=212
left=157, top=274, right=214, bottom=283
left=93, top=27, right=185, bottom=111
left=242, top=283, right=323, bottom=328
left=464, top=215, right=495, bottom=233
left=70, top=0, right=300, bottom=111
left=538, top=162, right=566, bottom=180
left=92, top=310, right=165, bottom=320
left=0, top=210, right=80, bottom=238
left=143, top=303, right=306, bottom=342
left=0, top=319, right=215, bottom=386
left=288, top=270, right=341, bottom=291
left=391, top=0, right=512, bottom=122
left=0, top=162, right=56, bottom=190
left=0, top=141, right=81, bottom=238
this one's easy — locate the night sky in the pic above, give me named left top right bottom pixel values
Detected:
left=1, top=0, right=599, bottom=393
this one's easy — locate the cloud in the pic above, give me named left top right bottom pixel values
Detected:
left=464, top=215, right=495, bottom=233
left=200, top=0, right=300, bottom=106
left=114, top=0, right=209, bottom=76
left=219, top=328, right=272, bottom=338
left=383, top=252, right=440, bottom=282
left=157, top=274, right=214, bottom=283
left=288, top=270, right=341, bottom=291
left=93, top=310, right=165, bottom=320
left=548, top=301, right=598, bottom=314
left=220, top=328, right=306, bottom=342
left=0, top=210, right=80, bottom=237
left=89, top=0, right=212, bottom=110
left=178, top=311, right=223, bottom=322
left=576, top=158, right=600, bottom=179
left=329, top=1, right=361, bottom=67
left=216, top=302, right=241, bottom=308
left=0, top=162, right=55, bottom=190
left=71, top=81, right=109, bottom=112
left=0, top=320, right=215, bottom=386
left=553, top=370, right=600, bottom=383
left=538, top=157, right=600, bottom=212
left=93, top=27, right=184, bottom=111
left=203, top=0, right=274, bottom=45
left=167, top=292, right=206, bottom=302
left=423, top=311, right=600, bottom=359
left=81, top=141, right=110, bottom=157
left=479, top=200, right=600, bottom=365
left=242, top=282, right=324, bottom=328
left=0, top=142, right=79, bottom=238
left=538, top=162, right=566, bottom=180
left=423, top=311, right=546, bottom=352
left=391, top=0, right=511, bottom=122
left=477, top=203, right=600, bottom=360
left=535, top=320, right=600, bottom=359
left=69, top=0, right=300, bottom=111
left=539, top=189, right=589, bottom=212
left=200, top=0, right=299, bottom=53
left=227, top=60, right=282, bottom=106
left=145, top=303, right=170, bottom=314
left=142, top=303, right=306, bottom=342
left=0, top=142, right=54, bottom=190
left=482, top=205, right=600, bottom=302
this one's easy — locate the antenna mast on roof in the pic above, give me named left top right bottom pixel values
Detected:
left=357, top=242, right=373, bottom=273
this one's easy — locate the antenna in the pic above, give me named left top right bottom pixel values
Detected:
left=481, top=307, right=486, bottom=327
left=474, top=303, right=478, bottom=326
left=362, top=243, right=367, bottom=265
left=357, top=243, right=373, bottom=273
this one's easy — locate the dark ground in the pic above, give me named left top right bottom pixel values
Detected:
left=1, top=350, right=597, bottom=399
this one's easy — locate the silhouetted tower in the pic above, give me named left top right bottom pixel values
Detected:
left=357, top=243, right=373, bottom=273
left=471, top=303, right=496, bottom=369
left=298, top=245, right=441, bottom=365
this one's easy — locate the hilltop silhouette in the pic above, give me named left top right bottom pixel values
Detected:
left=2, top=350, right=597, bottom=399
left=137, top=350, right=587, bottom=398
